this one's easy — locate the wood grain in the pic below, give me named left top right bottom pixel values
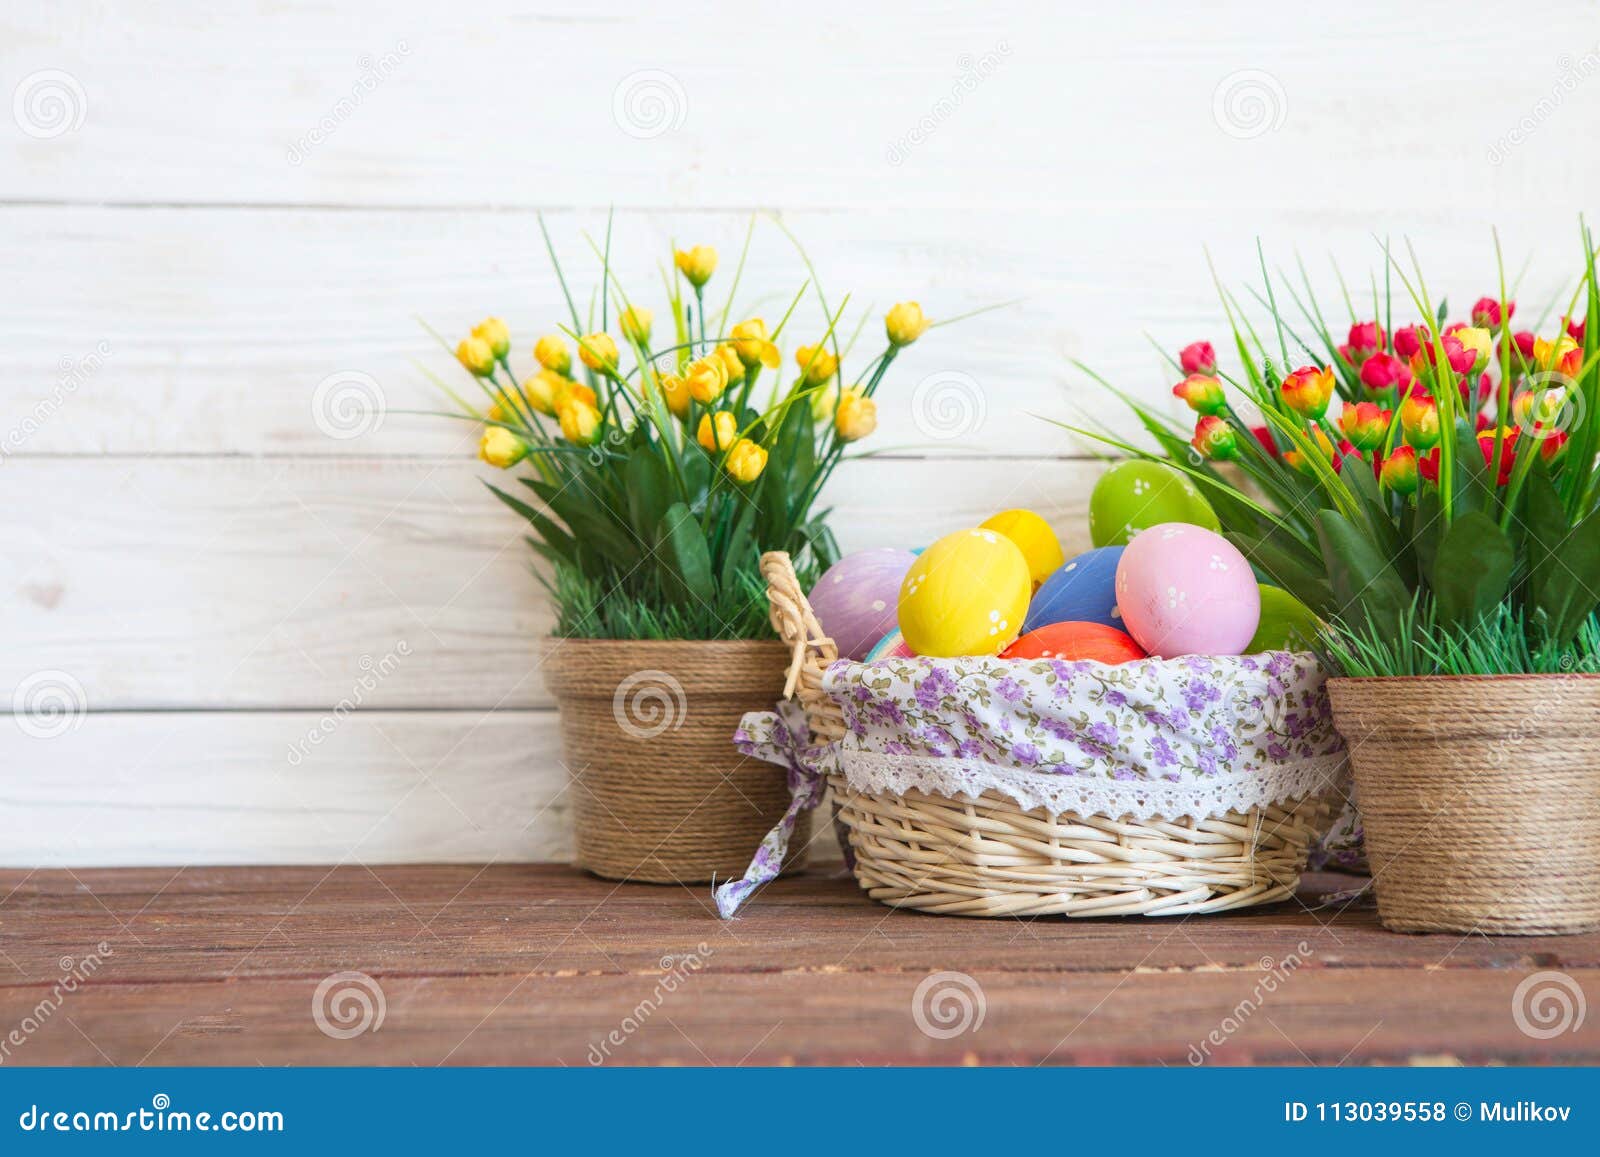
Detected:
left=0, top=866, right=1594, bottom=1065
left=5, top=2, right=1597, bottom=211
left=0, top=456, right=1100, bottom=710
left=0, top=206, right=1588, bottom=458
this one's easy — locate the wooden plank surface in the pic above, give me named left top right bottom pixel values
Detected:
left=5, top=2, right=1596, bottom=211
left=0, top=456, right=1099, bottom=711
left=0, top=865, right=1595, bottom=1066
left=0, top=206, right=1587, bottom=459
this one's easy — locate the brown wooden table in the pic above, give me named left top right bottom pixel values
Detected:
left=1, top=865, right=1596, bottom=1066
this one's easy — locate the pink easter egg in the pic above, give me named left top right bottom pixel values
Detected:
left=1114, top=523, right=1260, bottom=658
left=808, top=549, right=917, bottom=661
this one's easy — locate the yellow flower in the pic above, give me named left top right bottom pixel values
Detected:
left=553, top=380, right=598, bottom=412
left=674, top=245, right=718, bottom=288
left=558, top=399, right=603, bottom=446
left=725, top=437, right=768, bottom=482
left=714, top=342, right=746, bottom=383
left=619, top=305, right=653, bottom=346
left=656, top=373, right=691, bottom=418
left=809, top=382, right=840, bottom=423
left=578, top=332, right=619, bottom=373
left=885, top=301, right=930, bottom=347
left=471, top=317, right=511, bottom=360
left=834, top=388, right=877, bottom=442
left=1535, top=333, right=1582, bottom=379
left=730, top=318, right=781, bottom=368
left=478, top=425, right=527, bottom=469
left=523, top=368, right=568, bottom=416
left=533, top=335, right=571, bottom=375
left=697, top=410, right=738, bottom=452
left=685, top=355, right=729, bottom=403
left=456, top=335, right=496, bottom=378
left=1454, top=326, right=1493, bottom=372
left=795, top=343, right=839, bottom=385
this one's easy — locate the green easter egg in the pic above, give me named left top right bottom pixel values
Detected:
left=1247, top=584, right=1323, bottom=652
left=1088, top=460, right=1220, bottom=547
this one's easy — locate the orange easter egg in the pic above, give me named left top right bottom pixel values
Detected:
left=1001, top=620, right=1146, bottom=664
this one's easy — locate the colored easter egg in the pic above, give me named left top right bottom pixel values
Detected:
left=1002, top=621, right=1146, bottom=664
left=897, top=528, right=1032, bottom=658
left=1089, top=460, right=1220, bottom=547
left=1114, top=523, right=1260, bottom=658
left=1247, top=585, right=1323, bottom=652
left=980, top=508, right=1065, bottom=588
left=1024, top=546, right=1125, bottom=634
left=808, top=548, right=917, bottom=661
left=864, top=629, right=916, bottom=661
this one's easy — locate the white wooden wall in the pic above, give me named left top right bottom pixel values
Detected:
left=4, top=0, right=1598, bottom=865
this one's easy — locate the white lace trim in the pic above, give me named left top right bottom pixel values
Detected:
left=837, top=749, right=1349, bottom=823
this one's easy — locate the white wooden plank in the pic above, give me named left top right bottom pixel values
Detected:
left=5, top=1, right=1596, bottom=211
left=0, top=710, right=846, bottom=867
left=0, top=455, right=1103, bottom=711
left=0, top=205, right=1588, bottom=459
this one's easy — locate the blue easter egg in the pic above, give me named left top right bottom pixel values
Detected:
left=1024, top=546, right=1125, bottom=634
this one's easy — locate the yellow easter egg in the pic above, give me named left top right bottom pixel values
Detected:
left=897, top=528, right=1032, bottom=657
left=981, top=508, right=1065, bottom=588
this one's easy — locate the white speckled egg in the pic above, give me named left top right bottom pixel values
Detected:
left=897, top=528, right=1032, bottom=658
left=1114, top=523, right=1259, bottom=657
left=808, top=548, right=917, bottom=661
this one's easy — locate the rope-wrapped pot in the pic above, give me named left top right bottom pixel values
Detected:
left=760, top=550, right=1344, bottom=917
left=1328, top=675, right=1600, bottom=935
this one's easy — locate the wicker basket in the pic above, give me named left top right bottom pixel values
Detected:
left=545, top=637, right=810, bottom=885
left=761, top=550, right=1336, bottom=917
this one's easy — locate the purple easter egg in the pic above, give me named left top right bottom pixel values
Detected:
left=809, top=549, right=917, bottom=661
left=1115, top=523, right=1259, bottom=658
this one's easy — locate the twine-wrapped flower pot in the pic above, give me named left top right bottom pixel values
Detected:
left=1327, top=675, right=1600, bottom=935
left=544, top=639, right=809, bottom=885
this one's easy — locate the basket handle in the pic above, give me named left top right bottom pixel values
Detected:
left=760, top=551, right=847, bottom=742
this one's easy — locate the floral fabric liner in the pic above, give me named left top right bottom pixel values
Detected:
left=714, top=651, right=1355, bottom=918
left=825, top=650, right=1348, bottom=823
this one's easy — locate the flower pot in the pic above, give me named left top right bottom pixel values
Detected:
left=543, top=638, right=809, bottom=885
left=1326, top=674, right=1600, bottom=935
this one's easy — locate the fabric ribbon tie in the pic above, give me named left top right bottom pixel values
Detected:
left=713, top=701, right=842, bottom=919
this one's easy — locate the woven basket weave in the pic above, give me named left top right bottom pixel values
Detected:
left=1328, top=675, right=1600, bottom=935
left=762, top=550, right=1334, bottom=917
left=545, top=638, right=809, bottom=885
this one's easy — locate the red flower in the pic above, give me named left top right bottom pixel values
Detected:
left=1419, top=446, right=1441, bottom=484
left=1251, top=424, right=1279, bottom=459
left=1478, top=428, right=1518, bottom=485
left=1409, top=333, right=1477, bottom=377
left=1359, top=351, right=1416, bottom=397
left=1394, top=324, right=1431, bottom=360
left=1566, top=316, right=1587, bottom=344
left=1539, top=430, right=1570, bottom=463
left=1471, top=297, right=1514, bottom=331
left=1460, top=372, right=1493, bottom=409
left=1339, top=320, right=1385, bottom=365
left=1179, top=341, right=1217, bottom=376
left=1511, top=330, right=1537, bottom=361
left=1379, top=444, right=1420, bottom=495
left=1191, top=414, right=1239, bottom=461
left=1330, top=437, right=1360, bottom=475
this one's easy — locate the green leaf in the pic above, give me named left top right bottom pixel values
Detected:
left=1536, top=508, right=1600, bottom=644
left=1227, top=531, right=1335, bottom=616
left=485, top=482, right=577, bottom=563
left=522, top=477, right=639, bottom=567
left=625, top=445, right=671, bottom=549
left=1430, top=510, right=1514, bottom=629
left=657, top=502, right=715, bottom=605
left=719, top=499, right=759, bottom=591
left=1314, top=509, right=1412, bottom=636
